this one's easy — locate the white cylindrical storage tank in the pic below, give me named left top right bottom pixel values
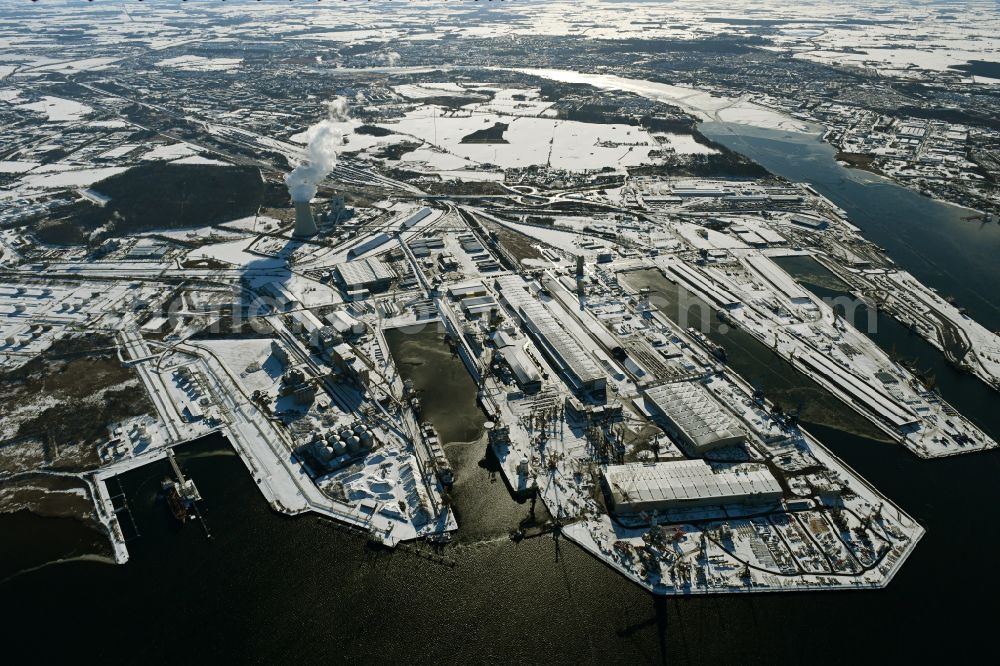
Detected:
left=332, top=440, right=346, bottom=455
left=347, top=436, right=361, bottom=452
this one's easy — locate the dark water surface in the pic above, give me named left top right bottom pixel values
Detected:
left=6, top=127, right=1000, bottom=664
left=383, top=324, right=547, bottom=543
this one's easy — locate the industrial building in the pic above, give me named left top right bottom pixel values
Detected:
left=495, top=275, right=605, bottom=394
left=348, top=232, right=392, bottom=259
left=127, top=238, right=171, bottom=260
left=730, top=225, right=769, bottom=247
left=789, top=214, right=829, bottom=230
left=671, top=187, right=731, bottom=198
left=499, top=346, right=542, bottom=393
left=324, top=309, right=364, bottom=337
left=795, top=349, right=919, bottom=430
left=642, top=381, right=745, bottom=452
left=447, top=281, right=487, bottom=300
left=459, top=234, right=485, bottom=254
left=399, top=207, right=432, bottom=230
left=437, top=253, right=459, bottom=272
left=602, top=460, right=782, bottom=513
left=288, top=308, right=339, bottom=353
left=665, top=261, right=741, bottom=310
left=334, top=257, right=396, bottom=291
left=461, top=295, right=497, bottom=318
left=261, top=281, right=300, bottom=312
left=289, top=308, right=325, bottom=337
left=408, top=236, right=445, bottom=258
left=270, top=340, right=289, bottom=365
left=744, top=255, right=812, bottom=304
left=280, top=368, right=317, bottom=405
left=491, top=329, right=543, bottom=393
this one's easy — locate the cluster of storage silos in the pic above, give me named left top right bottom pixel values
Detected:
left=313, top=422, right=376, bottom=465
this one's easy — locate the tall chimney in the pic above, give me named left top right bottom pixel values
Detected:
left=294, top=201, right=317, bottom=236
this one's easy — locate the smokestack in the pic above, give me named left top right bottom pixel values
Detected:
left=294, top=201, right=317, bottom=237
left=285, top=97, right=350, bottom=236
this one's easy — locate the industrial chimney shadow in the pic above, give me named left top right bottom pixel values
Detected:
left=233, top=235, right=302, bottom=332
left=240, top=236, right=301, bottom=289
left=613, top=595, right=671, bottom=666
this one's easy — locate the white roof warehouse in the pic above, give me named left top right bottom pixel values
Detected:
left=603, top=460, right=782, bottom=513
left=334, top=257, right=397, bottom=291
left=642, top=381, right=745, bottom=452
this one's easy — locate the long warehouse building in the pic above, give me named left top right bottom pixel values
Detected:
left=399, top=206, right=433, bottom=230
left=643, top=380, right=745, bottom=452
left=603, top=460, right=783, bottom=513
left=743, top=254, right=812, bottom=304
left=335, top=256, right=396, bottom=291
left=795, top=349, right=919, bottom=430
left=347, top=232, right=392, bottom=259
left=495, top=275, right=605, bottom=394
left=664, top=261, right=741, bottom=310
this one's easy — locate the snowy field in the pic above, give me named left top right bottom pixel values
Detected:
left=462, top=87, right=558, bottom=118
left=397, top=147, right=475, bottom=171
left=393, top=82, right=469, bottom=99
left=172, top=155, right=229, bottom=166
left=516, top=69, right=813, bottom=133
left=19, top=167, right=128, bottom=189
left=14, top=96, right=93, bottom=122
left=381, top=104, right=661, bottom=170
left=0, top=161, right=40, bottom=174
left=156, top=55, right=243, bottom=72
left=655, top=133, right=717, bottom=155
left=187, top=238, right=278, bottom=269
left=288, top=29, right=403, bottom=44
left=26, top=56, right=120, bottom=74
left=141, top=142, right=200, bottom=161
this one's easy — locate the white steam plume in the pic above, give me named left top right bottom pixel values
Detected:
left=285, top=98, right=350, bottom=203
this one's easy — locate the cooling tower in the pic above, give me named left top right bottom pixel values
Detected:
left=293, top=201, right=318, bottom=236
